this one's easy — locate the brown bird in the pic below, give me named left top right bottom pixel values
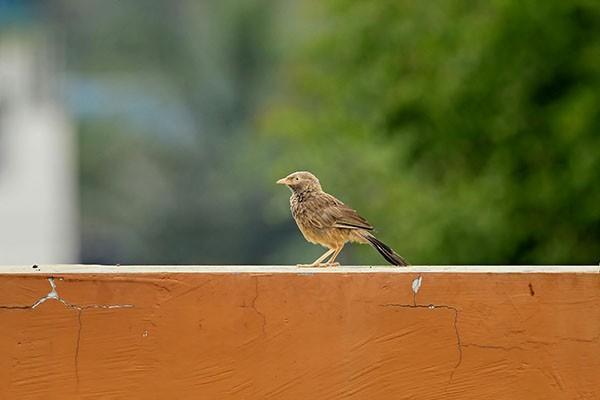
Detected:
left=277, top=171, right=409, bottom=267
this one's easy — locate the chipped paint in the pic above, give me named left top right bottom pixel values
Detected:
left=411, top=275, right=422, bottom=295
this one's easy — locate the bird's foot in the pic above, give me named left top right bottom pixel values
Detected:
left=297, top=263, right=329, bottom=268
left=323, top=262, right=339, bottom=267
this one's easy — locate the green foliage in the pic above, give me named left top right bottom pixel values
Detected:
left=262, top=0, right=600, bottom=264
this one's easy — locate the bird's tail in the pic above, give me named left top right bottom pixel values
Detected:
left=363, top=233, right=409, bottom=267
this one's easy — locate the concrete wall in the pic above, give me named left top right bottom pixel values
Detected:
left=0, top=266, right=598, bottom=399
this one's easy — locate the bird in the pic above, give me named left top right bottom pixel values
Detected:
left=277, top=171, right=409, bottom=267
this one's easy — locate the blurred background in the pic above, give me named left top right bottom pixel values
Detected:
left=0, top=0, right=598, bottom=265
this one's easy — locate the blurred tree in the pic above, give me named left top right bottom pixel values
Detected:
left=42, top=0, right=296, bottom=263
left=261, top=0, right=600, bottom=264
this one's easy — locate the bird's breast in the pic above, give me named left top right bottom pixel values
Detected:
left=290, top=192, right=340, bottom=247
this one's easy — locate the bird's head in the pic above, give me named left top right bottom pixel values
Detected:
left=276, top=171, right=322, bottom=192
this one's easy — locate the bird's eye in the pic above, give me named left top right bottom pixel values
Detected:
left=295, top=177, right=299, bottom=181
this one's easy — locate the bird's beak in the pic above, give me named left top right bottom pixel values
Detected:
left=276, top=177, right=288, bottom=185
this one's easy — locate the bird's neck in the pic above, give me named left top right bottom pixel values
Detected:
left=291, top=187, right=320, bottom=202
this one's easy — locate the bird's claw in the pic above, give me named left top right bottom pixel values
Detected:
left=297, top=263, right=323, bottom=268
left=296, top=262, right=339, bottom=268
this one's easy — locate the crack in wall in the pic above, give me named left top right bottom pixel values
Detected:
left=0, top=277, right=135, bottom=386
left=75, top=309, right=83, bottom=384
left=251, top=277, right=267, bottom=335
left=0, top=305, right=30, bottom=310
left=381, top=302, right=462, bottom=382
left=463, top=333, right=600, bottom=352
left=0, top=277, right=135, bottom=311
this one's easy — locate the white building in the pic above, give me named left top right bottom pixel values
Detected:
left=0, top=36, right=78, bottom=264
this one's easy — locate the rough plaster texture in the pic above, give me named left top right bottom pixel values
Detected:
left=0, top=267, right=598, bottom=399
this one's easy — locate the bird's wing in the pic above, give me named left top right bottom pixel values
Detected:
left=315, top=193, right=374, bottom=231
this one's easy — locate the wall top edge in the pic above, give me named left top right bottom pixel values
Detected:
left=0, top=265, right=598, bottom=274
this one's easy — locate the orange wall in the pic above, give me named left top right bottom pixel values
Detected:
left=1, top=270, right=599, bottom=399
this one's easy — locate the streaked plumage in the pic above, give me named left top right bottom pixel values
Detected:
left=277, top=171, right=408, bottom=267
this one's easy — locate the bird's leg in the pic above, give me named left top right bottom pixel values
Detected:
left=297, top=248, right=335, bottom=268
left=324, top=244, right=345, bottom=267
